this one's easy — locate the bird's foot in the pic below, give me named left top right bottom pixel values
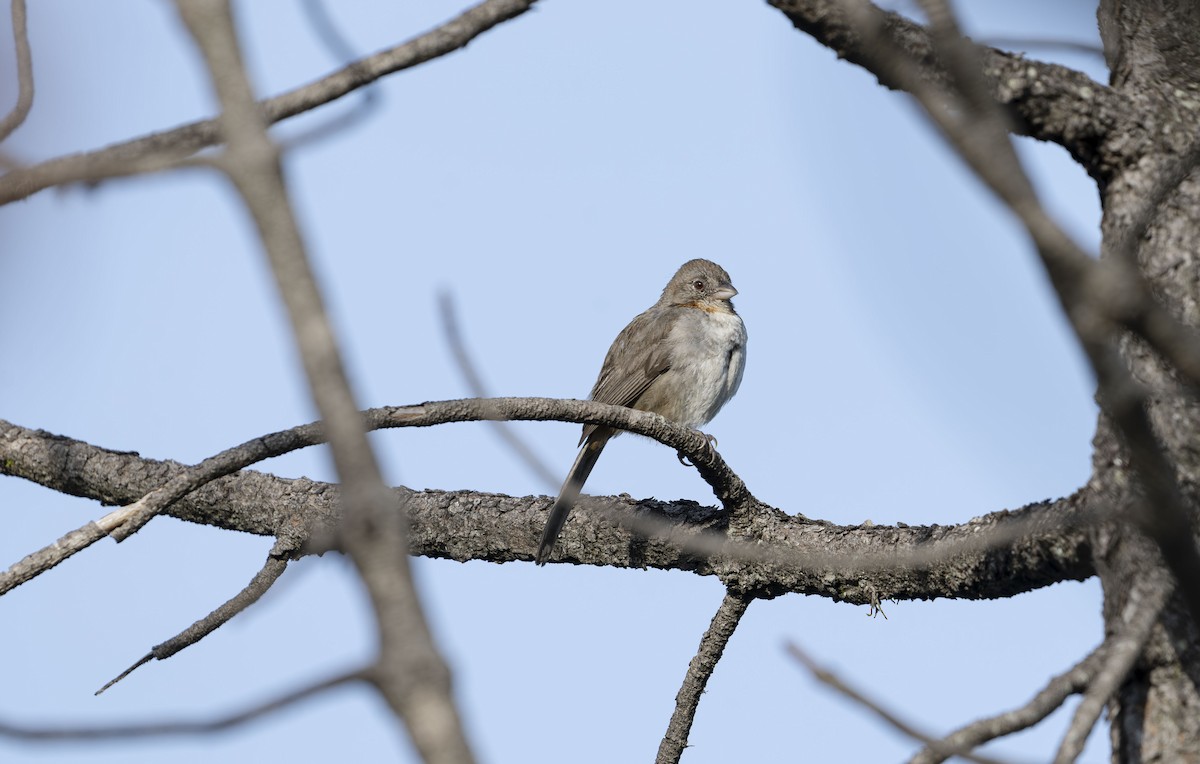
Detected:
left=676, top=431, right=718, bottom=466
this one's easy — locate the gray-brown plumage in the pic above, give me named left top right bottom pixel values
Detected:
left=535, top=259, right=747, bottom=565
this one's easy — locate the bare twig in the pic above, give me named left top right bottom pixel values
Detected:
left=910, top=642, right=1108, bottom=764
left=281, top=0, right=382, bottom=149
left=96, top=543, right=294, bottom=695
left=0, top=669, right=362, bottom=740
left=1052, top=576, right=1171, bottom=763
left=657, top=589, right=754, bottom=764
left=785, top=642, right=1009, bottom=764
left=0, top=0, right=537, bottom=204
left=0, top=0, right=33, bottom=142
left=0, top=522, right=106, bottom=596
left=301, top=0, right=363, bottom=65
left=437, top=292, right=559, bottom=489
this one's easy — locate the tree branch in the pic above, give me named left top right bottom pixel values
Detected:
left=174, top=0, right=473, bottom=760
left=133, top=396, right=749, bottom=536
left=657, top=589, right=754, bottom=764
left=0, top=669, right=362, bottom=740
left=766, top=0, right=1125, bottom=181
left=786, top=643, right=1007, bottom=764
left=0, top=397, right=749, bottom=597
left=0, top=0, right=537, bottom=204
left=0, top=0, right=33, bottom=142
left=773, top=2, right=1200, bottom=398
left=935, top=0, right=1200, bottom=630
left=0, top=520, right=107, bottom=597
left=0, top=417, right=1096, bottom=603
left=95, top=542, right=294, bottom=695
left=1052, top=573, right=1171, bottom=764
left=785, top=0, right=1200, bottom=628
left=909, top=639, right=1108, bottom=764
left=283, top=0, right=383, bottom=149
left=981, top=37, right=1104, bottom=60
left=437, top=292, right=560, bottom=490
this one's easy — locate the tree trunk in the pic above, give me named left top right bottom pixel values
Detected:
left=1096, top=1, right=1200, bottom=759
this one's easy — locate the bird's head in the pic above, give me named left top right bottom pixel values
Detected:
left=661, top=259, right=738, bottom=312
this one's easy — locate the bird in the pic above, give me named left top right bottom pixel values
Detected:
left=534, top=258, right=746, bottom=565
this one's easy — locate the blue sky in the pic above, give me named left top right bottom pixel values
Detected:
left=1, top=1, right=1109, bottom=761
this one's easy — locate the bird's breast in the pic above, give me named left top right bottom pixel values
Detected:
left=635, top=309, right=746, bottom=428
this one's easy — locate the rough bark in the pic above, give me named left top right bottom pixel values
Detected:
left=1093, top=1, right=1200, bottom=759
left=768, top=0, right=1128, bottom=182
left=0, top=419, right=1094, bottom=603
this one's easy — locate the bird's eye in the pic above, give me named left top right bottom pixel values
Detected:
left=692, top=280, right=705, bottom=291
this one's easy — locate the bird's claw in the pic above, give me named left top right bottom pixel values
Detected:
left=677, top=431, right=718, bottom=467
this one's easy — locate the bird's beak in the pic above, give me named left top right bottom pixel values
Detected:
left=712, top=285, right=738, bottom=301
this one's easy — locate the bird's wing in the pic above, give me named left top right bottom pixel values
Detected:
left=579, top=307, right=674, bottom=444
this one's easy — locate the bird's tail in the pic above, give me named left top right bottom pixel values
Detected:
left=535, top=433, right=609, bottom=565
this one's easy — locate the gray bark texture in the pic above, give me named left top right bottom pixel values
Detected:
left=1095, top=1, right=1200, bottom=759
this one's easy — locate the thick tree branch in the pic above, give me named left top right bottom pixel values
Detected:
left=0, top=0, right=537, bottom=205
left=0, top=418, right=1095, bottom=603
left=657, top=589, right=754, bottom=764
left=5, top=395, right=749, bottom=582
left=766, top=0, right=1125, bottom=181
left=1099, top=0, right=1200, bottom=98
left=0, top=397, right=750, bottom=596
